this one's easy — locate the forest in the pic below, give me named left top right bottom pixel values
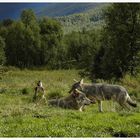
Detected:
left=0, top=3, right=140, bottom=80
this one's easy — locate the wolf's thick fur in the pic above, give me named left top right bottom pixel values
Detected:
left=69, top=79, right=137, bottom=112
left=48, top=89, right=91, bottom=111
left=33, top=81, right=46, bottom=103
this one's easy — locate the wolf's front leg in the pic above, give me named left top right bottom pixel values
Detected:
left=98, top=100, right=103, bottom=112
left=79, top=105, right=84, bottom=112
left=33, top=87, right=38, bottom=102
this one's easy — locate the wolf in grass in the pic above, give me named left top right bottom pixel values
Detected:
left=69, top=79, right=137, bottom=112
left=48, top=89, right=92, bottom=111
left=33, top=81, right=46, bottom=104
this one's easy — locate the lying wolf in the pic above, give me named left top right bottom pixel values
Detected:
left=69, top=79, right=137, bottom=112
left=48, top=89, right=92, bottom=111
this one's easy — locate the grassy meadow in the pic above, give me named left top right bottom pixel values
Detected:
left=0, top=69, right=140, bottom=137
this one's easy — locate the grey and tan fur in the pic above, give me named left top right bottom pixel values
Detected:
left=48, top=89, right=91, bottom=111
left=33, top=81, right=46, bottom=103
left=69, top=79, right=137, bottom=112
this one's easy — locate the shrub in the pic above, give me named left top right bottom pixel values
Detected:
left=0, top=88, right=7, bottom=94
left=21, top=88, right=30, bottom=95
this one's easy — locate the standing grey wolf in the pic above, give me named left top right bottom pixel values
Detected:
left=33, top=81, right=46, bottom=103
left=48, top=89, right=92, bottom=111
left=69, top=79, right=137, bottom=112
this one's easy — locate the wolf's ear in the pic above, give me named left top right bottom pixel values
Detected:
left=80, top=79, right=84, bottom=84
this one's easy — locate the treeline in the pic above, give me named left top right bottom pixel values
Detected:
left=0, top=9, right=100, bottom=70
left=0, top=9, right=63, bottom=69
left=0, top=3, right=140, bottom=80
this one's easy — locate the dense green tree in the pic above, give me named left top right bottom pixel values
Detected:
left=5, top=10, right=41, bottom=68
left=21, top=9, right=41, bottom=66
left=92, top=4, right=140, bottom=80
left=39, top=17, right=63, bottom=68
left=0, top=19, right=14, bottom=39
left=0, top=36, right=6, bottom=65
left=21, top=9, right=36, bottom=27
left=64, top=29, right=100, bottom=69
left=2, top=19, right=14, bottom=27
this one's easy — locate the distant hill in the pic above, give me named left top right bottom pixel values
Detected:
left=0, top=3, right=46, bottom=20
left=0, top=3, right=108, bottom=33
left=56, top=4, right=108, bottom=33
left=0, top=3, right=103, bottom=20
left=36, top=3, right=102, bottom=17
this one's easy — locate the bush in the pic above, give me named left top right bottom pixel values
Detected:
left=21, top=88, right=30, bottom=95
left=0, top=88, right=7, bottom=94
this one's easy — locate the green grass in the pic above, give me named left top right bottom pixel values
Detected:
left=0, top=69, right=140, bottom=137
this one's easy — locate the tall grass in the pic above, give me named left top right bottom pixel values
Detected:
left=0, top=69, right=140, bottom=137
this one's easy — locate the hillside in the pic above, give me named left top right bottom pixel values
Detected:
left=0, top=3, right=103, bottom=20
left=0, top=3, right=107, bottom=33
left=36, top=3, right=102, bottom=17
left=56, top=4, right=108, bottom=33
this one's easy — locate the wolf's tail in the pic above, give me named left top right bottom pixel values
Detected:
left=127, top=96, right=137, bottom=107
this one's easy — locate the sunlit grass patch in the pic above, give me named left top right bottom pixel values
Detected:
left=0, top=69, right=140, bottom=137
